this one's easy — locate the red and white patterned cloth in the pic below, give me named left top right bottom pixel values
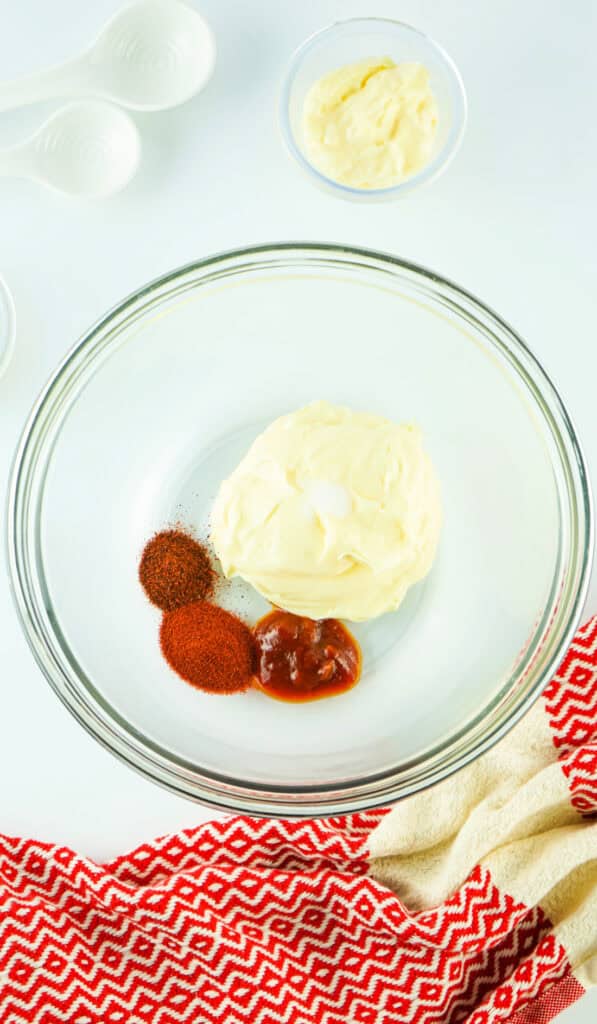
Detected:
left=1, top=619, right=596, bottom=1024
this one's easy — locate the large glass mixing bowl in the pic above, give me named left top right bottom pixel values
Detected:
left=7, top=244, right=593, bottom=816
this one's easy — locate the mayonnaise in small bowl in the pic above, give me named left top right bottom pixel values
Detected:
left=280, top=17, right=467, bottom=202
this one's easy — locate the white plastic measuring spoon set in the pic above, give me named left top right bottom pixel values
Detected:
left=0, top=0, right=216, bottom=199
left=0, top=0, right=215, bottom=380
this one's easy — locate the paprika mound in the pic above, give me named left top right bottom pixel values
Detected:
left=160, top=602, right=255, bottom=694
left=139, top=529, right=214, bottom=611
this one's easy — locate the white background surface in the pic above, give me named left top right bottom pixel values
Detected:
left=0, top=2, right=595, bottom=1019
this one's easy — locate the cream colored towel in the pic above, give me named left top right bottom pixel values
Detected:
left=369, top=617, right=597, bottom=993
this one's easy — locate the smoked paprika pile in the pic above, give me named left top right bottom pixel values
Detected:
left=139, top=529, right=214, bottom=611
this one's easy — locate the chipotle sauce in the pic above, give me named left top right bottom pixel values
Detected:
left=253, top=610, right=361, bottom=702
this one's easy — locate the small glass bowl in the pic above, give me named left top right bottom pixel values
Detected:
left=280, top=18, right=467, bottom=201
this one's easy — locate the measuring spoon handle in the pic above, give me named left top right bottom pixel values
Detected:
left=0, top=57, right=91, bottom=113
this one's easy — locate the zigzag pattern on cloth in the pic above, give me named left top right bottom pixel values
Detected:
left=0, top=825, right=583, bottom=1022
left=2, top=619, right=596, bottom=1023
left=544, top=617, right=597, bottom=816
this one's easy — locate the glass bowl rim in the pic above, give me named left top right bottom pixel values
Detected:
left=6, top=242, right=593, bottom=816
left=279, top=17, right=468, bottom=199
left=0, top=272, right=16, bottom=381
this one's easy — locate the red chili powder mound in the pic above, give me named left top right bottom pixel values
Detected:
left=160, top=602, right=256, bottom=694
left=139, top=529, right=214, bottom=611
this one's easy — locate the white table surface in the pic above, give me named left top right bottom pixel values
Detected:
left=0, top=2, right=595, bottom=1019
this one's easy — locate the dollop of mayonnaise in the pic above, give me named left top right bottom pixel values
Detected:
left=302, top=57, right=438, bottom=189
left=211, top=401, right=441, bottom=621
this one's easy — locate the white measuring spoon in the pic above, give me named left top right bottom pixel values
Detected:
left=0, top=102, right=141, bottom=197
left=0, top=0, right=216, bottom=113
